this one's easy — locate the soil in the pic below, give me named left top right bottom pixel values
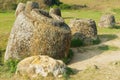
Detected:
left=68, top=33, right=120, bottom=71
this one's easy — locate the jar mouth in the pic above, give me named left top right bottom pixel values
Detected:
left=33, top=9, right=52, bottom=18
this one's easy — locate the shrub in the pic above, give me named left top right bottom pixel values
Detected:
left=62, top=49, right=74, bottom=64
left=92, top=37, right=101, bottom=45
left=71, top=39, right=84, bottom=47
left=63, top=67, right=74, bottom=80
left=5, top=59, right=20, bottom=73
left=11, top=3, right=17, bottom=10
left=59, top=4, right=72, bottom=9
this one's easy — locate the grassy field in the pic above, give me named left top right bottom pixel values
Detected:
left=1, top=1, right=120, bottom=79
left=0, top=12, right=15, bottom=64
left=60, top=0, right=120, bottom=11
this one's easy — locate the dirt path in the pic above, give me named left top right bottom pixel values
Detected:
left=68, top=33, right=120, bottom=71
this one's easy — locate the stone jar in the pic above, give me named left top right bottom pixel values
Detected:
left=4, top=1, right=71, bottom=61
left=69, top=18, right=98, bottom=45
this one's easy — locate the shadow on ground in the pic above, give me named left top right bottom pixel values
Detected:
left=69, top=34, right=118, bottom=65
left=98, top=34, right=118, bottom=43
left=0, top=49, right=5, bottom=65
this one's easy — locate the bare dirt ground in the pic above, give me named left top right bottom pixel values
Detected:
left=68, top=33, right=120, bottom=71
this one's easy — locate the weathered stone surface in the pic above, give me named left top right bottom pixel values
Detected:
left=16, top=55, right=66, bottom=77
left=4, top=1, right=71, bottom=61
left=98, top=14, right=116, bottom=28
left=49, top=8, right=64, bottom=22
left=15, top=3, right=25, bottom=17
left=69, top=18, right=98, bottom=45
left=49, top=8, right=61, bottom=17
left=25, top=1, right=39, bottom=13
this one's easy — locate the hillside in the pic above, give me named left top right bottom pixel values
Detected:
left=60, top=0, right=120, bottom=10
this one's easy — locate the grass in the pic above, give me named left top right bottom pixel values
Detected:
left=0, top=11, right=15, bottom=49
left=98, top=45, right=120, bottom=51
left=60, top=0, right=120, bottom=11
left=62, top=9, right=102, bottom=23
left=0, top=11, right=15, bottom=65
left=71, top=65, right=120, bottom=80
left=62, top=49, right=74, bottom=64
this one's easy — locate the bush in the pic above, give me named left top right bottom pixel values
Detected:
left=59, top=4, right=72, bottom=9
left=5, top=59, right=20, bottom=73
left=52, top=0, right=62, bottom=6
left=62, top=49, right=74, bottom=64
left=52, top=4, right=87, bottom=10
left=92, top=37, right=101, bottom=45
left=71, top=39, right=84, bottom=47
left=11, top=3, right=17, bottom=10
left=63, top=67, right=75, bottom=80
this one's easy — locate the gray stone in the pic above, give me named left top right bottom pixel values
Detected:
left=49, top=8, right=61, bottom=17
left=98, top=14, right=116, bottom=28
left=15, top=3, right=25, bottom=17
left=69, top=18, right=98, bottom=45
left=4, top=1, right=71, bottom=61
left=16, top=55, right=66, bottom=77
left=25, top=1, right=39, bottom=13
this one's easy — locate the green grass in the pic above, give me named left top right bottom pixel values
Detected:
left=62, top=49, right=74, bottom=64
left=60, top=0, right=120, bottom=11
left=0, top=12, right=15, bottom=65
left=98, top=45, right=120, bottom=51
left=0, top=12, right=15, bottom=49
left=62, top=9, right=102, bottom=23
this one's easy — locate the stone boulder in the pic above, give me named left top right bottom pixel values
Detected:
left=69, top=18, right=98, bottom=45
left=15, top=3, right=25, bottom=17
left=16, top=55, right=66, bottom=77
left=25, top=1, right=39, bottom=13
left=4, top=1, right=71, bottom=61
left=49, top=8, right=64, bottom=22
left=98, top=14, right=116, bottom=28
left=49, top=8, right=61, bottom=17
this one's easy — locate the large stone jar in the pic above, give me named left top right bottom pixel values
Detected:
left=69, top=18, right=98, bottom=45
left=98, top=14, right=116, bottom=28
left=4, top=1, right=71, bottom=61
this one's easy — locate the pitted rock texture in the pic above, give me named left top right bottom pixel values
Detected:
left=49, top=8, right=61, bottom=17
left=4, top=1, right=71, bottom=61
left=16, top=55, right=66, bottom=77
left=15, top=3, right=25, bottom=17
left=98, top=14, right=116, bottom=28
left=69, top=18, right=98, bottom=45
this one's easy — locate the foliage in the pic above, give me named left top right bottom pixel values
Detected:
left=98, top=45, right=119, bottom=51
left=59, top=4, right=72, bottom=9
left=71, top=39, right=84, bottom=47
left=92, top=37, right=101, bottom=45
left=52, top=3, right=87, bottom=10
left=52, top=0, right=62, bottom=6
left=5, top=59, right=20, bottom=73
left=63, top=67, right=74, bottom=80
left=62, top=49, right=74, bottom=64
